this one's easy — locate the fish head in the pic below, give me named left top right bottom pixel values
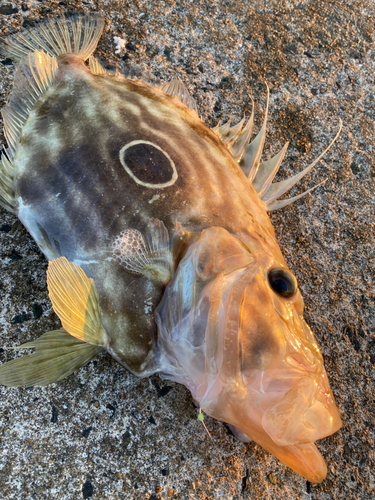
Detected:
left=156, top=226, right=342, bottom=482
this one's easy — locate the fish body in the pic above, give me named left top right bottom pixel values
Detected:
left=13, top=56, right=274, bottom=374
left=0, top=15, right=341, bottom=482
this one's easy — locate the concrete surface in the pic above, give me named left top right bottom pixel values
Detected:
left=0, top=0, right=374, bottom=498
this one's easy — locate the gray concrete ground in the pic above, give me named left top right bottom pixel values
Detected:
left=0, top=0, right=374, bottom=498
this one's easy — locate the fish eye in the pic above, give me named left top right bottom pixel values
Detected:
left=268, top=268, right=297, bottom=298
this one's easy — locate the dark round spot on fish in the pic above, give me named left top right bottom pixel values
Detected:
left=124, top=143, right=173, bottom=183
left=268, top=268, right=297, bottom=299
left=120, top=141, right=178, bottom=188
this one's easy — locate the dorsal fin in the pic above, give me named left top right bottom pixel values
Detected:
left=1, top=14, right=104, bottom=61
left=212, top=104, right=255, bottom=163
left=213, top=117, right=232, bottom=138
left=160, top=78, right=199, bottom=115
left=121, top=62, right=158, bottom=85
left=230, top=104, right=255, bottom=161
left=240, top=86, right=269, bottom=181
left=0, top=50, right=58, bottom=213
left=252, top=142, right=289, bottom=197
left=0, top=16, right=106, bottom=214
left=261, top=121, right=342, bottom=211
left=220, top=117, right=246, bottom=146
left=216, top=85, right=342, bottom=212
left=0, top=153, right=16, bottom=213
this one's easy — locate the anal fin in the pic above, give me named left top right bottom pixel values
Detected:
left=0, top=329, right=101, bottom=387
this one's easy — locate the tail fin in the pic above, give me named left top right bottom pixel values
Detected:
left=0, top=329, right=101, bottom=387
left=1, top=14, right=105, bottom=61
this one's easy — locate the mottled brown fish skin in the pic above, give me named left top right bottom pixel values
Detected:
left=13, top=55, right=283, bottom=374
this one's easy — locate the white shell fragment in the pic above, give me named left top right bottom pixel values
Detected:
left=113, top=36, right=127, bottom=55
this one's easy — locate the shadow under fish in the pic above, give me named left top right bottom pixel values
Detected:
left=0, top=15, right=342, bottom=483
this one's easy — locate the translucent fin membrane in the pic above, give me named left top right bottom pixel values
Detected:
left=47, top=257, right=106, bottom=345
left=252, top=142, right=289, bottom=197
left=0, top=153, right=16, bottom=212
left=89, top=55, right=107, bottom=75
left=220, top=116, right=246, bottom=146
left=213, top=118, right=232, bottom=138
left=214, top=90, right=269, bottom=180
left=115, top=61, right=159, bottom=86
left=1, top=15, right=105, bottom=61
left=229, top=102, right=255, bottom=161
left=160, top=78, right=199, bottom=115
left=266, top=179, right=327, bottom=211
left=88, top=58, right=135, bottom=79
left=0, top=329, right=101, bottom=387
left=214, top=114, right=252, bottom=157
left=112, top=220, right=172, bottom=285
left=2, top=51, right=58, bottom=160
left=216, top=86, right=342, bottom=211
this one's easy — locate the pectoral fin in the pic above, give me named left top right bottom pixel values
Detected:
left=47, top=257, right=107, bottom=345
left=112, top=220, right=173, bottom=285
left=0, top=329, right=101, bottom=387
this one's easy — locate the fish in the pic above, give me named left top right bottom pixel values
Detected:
left=0, top=15, right=342, bottom=483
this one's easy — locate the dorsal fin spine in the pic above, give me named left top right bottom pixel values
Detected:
left=216, top=85, right=341, bottom=212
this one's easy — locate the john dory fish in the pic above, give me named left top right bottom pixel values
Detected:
left=0, top=15, right=342, bottom=482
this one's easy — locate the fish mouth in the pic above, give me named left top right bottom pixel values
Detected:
left=241, top=426, right=330, bottom=483
left=262, top=375, right=342, bottom=447
left=201, top=370, right=342, bottom=483
left=203, top=381, right=341, bottom=482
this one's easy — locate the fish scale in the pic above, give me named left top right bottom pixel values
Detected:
left=0, top=14, right=342, bottom=483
